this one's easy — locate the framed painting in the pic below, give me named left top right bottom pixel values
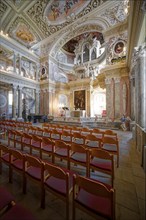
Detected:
left=74, top=90, right=85, bottom=110
left=114, top=41, right=125, bottom=54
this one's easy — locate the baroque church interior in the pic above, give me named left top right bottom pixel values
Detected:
left=0, top=0, right=146, bottom=220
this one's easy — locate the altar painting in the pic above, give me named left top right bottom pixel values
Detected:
left=74, top=90, right=85, bottom=110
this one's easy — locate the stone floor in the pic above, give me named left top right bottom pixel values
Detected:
left=0, top=129, right=145, bottom=220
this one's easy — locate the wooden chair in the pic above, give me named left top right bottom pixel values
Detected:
left=35, top=127, right=44, bottom=137
left=104, top=130, right=118, bottom=140
left=80, top=127, right=91, bottom=136
left=50, top=129, right=61, bottom=141
left=54, top=140, right=70, bottom=169
left=8, top=130, right=16, bottom=148
left=0, top=144, right=10, bottom=175
left=43, top=128, right=52, bottom=138
left=89, top=148, right=114, bottom=186
left=72, top=132, right=86, bottom=145
left=72, top=175, right=115, bottom=220
left=0, top=186, right=15, bottom=214
left=14, top=130, right=22, bottom=149
left=102, top=136, right=119, bottom=167
left=69, top=143, right=89, bottom=177
left=42, top=162, right=74, bottom=220
left=9, top=148, right=25, bottom=192
left=1, top=203, right=37, bottom=220
left=85, top=134, right=102, bottom=149
left=61, top=130, right=72, bottom=145
left=40, top=137, right=55, bottom=163
left=21, top=133, right=32, bottom=153
left=27, top=126, right=37, bottom=135
left=24, top=154, right=44, bottom=207
left=30, top=134, right=42, bottom=156
left=91, top=128, right=105, bottom=141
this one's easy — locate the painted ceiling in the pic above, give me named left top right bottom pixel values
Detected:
left=0, top=0, right=129, bottom=57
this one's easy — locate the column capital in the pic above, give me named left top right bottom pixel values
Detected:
left=105, top=78, right=112, bottom=85
left=114, top=77, right=121, bottom=83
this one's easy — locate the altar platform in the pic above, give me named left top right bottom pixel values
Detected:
left=52, top=117, right=121, bottom=129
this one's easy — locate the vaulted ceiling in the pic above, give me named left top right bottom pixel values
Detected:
left=0, top=0, right=129, bottom=57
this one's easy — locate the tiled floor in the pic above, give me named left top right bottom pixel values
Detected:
left=0, top=129, right=145, bottom=220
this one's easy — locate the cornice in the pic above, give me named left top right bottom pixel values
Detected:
left=0, top=35, right=39, bottom=63
left=0, top=71, right=39, bottom=89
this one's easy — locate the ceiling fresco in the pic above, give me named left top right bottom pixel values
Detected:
left=45, top=0, right=90, bottom=24
left=63, top=31, right=104, bottom=54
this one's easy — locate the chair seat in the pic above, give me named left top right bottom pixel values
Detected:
left=0, top=187, right=15, bottom=210
left=26, top=167, right=42, bottom=180
left=1, top=204, right=37, bottom=220
left=42, top=144, right=53, bottom=152
left=102, top=144, right=117, bottom=152
left=71, top=152, right=86, bottom=163
left=75, top=188, right=112, bottom=219
left=12, top=159, right=23, bottom=170
left=55, top=148, right=68, bottom=157
left=1, top=154, right=10, bottom=163
left=44, top=169, right=74, bottom=195
left=90, top=158, right=112, bottom=171
left=31, top=141, right=40, bottom=148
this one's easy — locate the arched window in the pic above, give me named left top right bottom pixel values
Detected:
left=83, top=44, right=89, bottom=63
left=91, top=49, right=96, bottom=60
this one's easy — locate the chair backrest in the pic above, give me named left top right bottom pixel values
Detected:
left=61, top=130, right=72, bottom=143
left=50, top=129, right=61, bottom=140
left=73, top=174, right=115, bottom=220
left=72, top=132, right=85, bottom=145
left=85, top=134, right=102, bottom=148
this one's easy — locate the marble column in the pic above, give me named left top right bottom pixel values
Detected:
left=40, top=90, right=44, bottom=115
left=35, top=90, right=40, bottom=115
left=18, top=54, right=21, bottom=75
left=114, top=77, right=121, bottom=119
left=105, top=78, right=112, bottom=120
left=18, top=86, right=23, bottom=118
left=130, top=75, right=135, bottom=121
left=12, top=85, right=18, bottom=118
left=13, top=52, right=16, bottom=73
left=35, top=64, right=39, bottom=81
left=139, top=53, right=146, bottom=129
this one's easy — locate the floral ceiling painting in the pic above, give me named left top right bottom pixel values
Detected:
left=45, top=0, right=90, bottom=24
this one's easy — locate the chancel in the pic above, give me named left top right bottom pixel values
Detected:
left=0, top=1, right=145, bottom=220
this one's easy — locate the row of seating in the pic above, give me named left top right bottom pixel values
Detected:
left=0, top=187, right=36, bottom=220
left=0, top=144, right=115, bottom=220
left=4, top=134, right=115, bottom=186
left=8, top=130, right=119, bottom=167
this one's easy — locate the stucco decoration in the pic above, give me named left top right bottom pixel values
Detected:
left=50, top=24, right=103, bottom=58
left=0, top=94, right=7, bottom=108
left=101, top=0, right=129, bottom=26
left=0, top=1, right=7, bottom=20
left=27, top=0, right=106, bottom=37
left=106, top=32, right=127, bottom=65
left=8, top=17, right=40, bottom=47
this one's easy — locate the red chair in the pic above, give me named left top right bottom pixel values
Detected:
left=42, top=162, right=74, bottom=220
left=14, top=130, right=22, bottom=149
left=40, top=137, right=55, bottom=162
left=0, top=187, right=15, bottom=213
left=21, top=133, right=32, bottom=153
left=54, top=140, right=70, bottom=169
left=30, top=134, right=42, bottom=156
left=72, top=132, right=86, bottom=145
left=9, top=148, right=25, bottom=192
left=0, top=144, right=10, bottom=176
left=72, top=175, right=115, bottom=220
left=85, top=134, right=102, bottom=149
left=24, top=154, right=44, bottom=208
left=89, top=148, right=114, bottom=187
left=8, top=130, right=16, bottom=148
left=102, top=136, right=119, bottom=167
left=1, top=203, right=37, bottom=220
left=69, top=143, right=89, bottom=177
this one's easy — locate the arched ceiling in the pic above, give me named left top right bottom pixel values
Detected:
left=0, top=0, right=129, bottom=57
